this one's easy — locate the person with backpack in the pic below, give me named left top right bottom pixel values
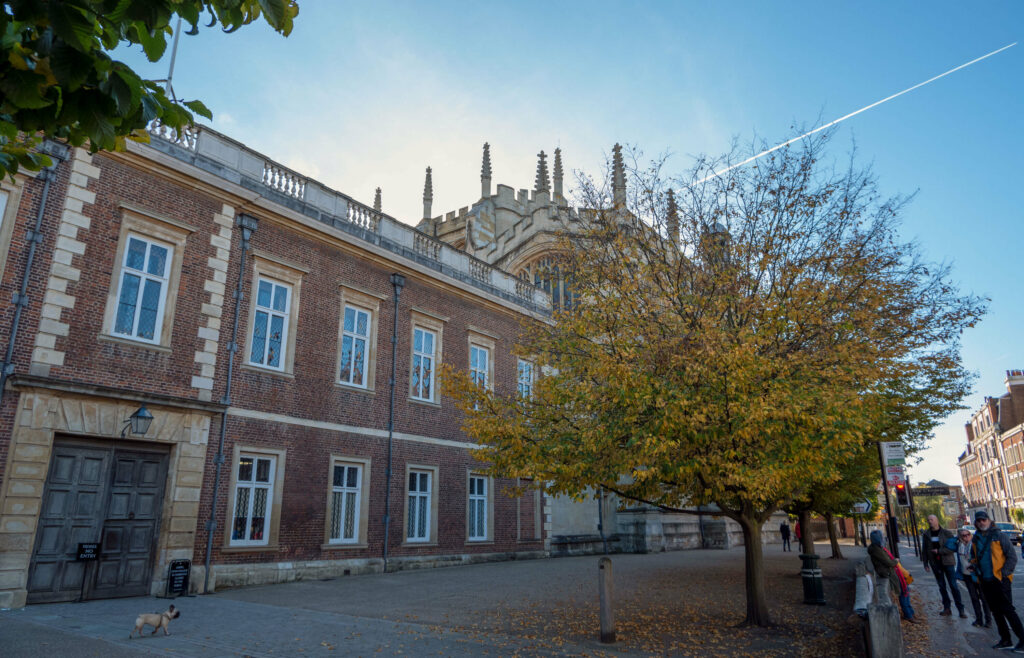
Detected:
left=972, top=510, right=1024, bottom=651
left=956, top=527, right=992, bottom=628
left=869, top=530, right=916, bottom=622
left=922, top=514, right=966, bottom=617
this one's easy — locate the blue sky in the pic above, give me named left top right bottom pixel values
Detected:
left=117, top=1, right=1023, bottom=486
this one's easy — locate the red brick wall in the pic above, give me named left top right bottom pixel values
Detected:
left=0, top=162, right=74, bottom=483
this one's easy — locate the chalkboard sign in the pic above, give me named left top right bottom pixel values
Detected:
left=77, top=543, right=99, bottom=560
left=166, top=559, right=191, bottom=596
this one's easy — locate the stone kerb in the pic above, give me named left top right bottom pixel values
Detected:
left=0, top=390, right=213, bottom=608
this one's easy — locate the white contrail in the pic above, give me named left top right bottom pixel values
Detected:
left=695, top=42, right=1017, bottom=184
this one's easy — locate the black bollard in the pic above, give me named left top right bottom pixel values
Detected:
left=799, top=553, right=826, bottom=605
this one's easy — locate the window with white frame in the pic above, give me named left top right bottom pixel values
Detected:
left=407, top=470, right=431, bottom=542
left=470, top=345, right=489, bottom=389
left=517, top=359, right=534, bottom=398
left=411, top=327, right=436, bottom=401
left=113, top=234, right=172, bottom=343
left=329, top=463, right=361, bottom=544
left=339, top=305, right=371, bottom=387
left=250, top=277, right=291, bottom=369
left=468, top=475, right=487, bottom=540
left=231, top=454, right=276, bottom=546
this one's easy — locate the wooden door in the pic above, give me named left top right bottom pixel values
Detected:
left=26, top=444, right=112, bottom=603
left=91, top=450, right=169, bottom=599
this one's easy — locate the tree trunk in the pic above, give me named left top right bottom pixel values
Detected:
left=798, top=510, right=814, bottom=555
left=824, top=512, right=845, bottom=559
left=738, top=514, right=773, bottom=627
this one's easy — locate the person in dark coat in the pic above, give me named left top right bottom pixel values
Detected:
left=922, top=514, right=965, bottom=617
left=868, top=530, right=915, bottom=622
left=780, top=520, right=791, bottom=552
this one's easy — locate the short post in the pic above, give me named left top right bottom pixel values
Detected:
left=598, top=556, right=616, bottom=643
left=799, top=553, right=826, bottom=605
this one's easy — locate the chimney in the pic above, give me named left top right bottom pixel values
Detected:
left=611, top=143, right=626, bottom=208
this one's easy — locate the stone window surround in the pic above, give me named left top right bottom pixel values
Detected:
left=0, top=180, right=25, bottom=279
left=336, top=285, right=383, bottom=393
left=100, top=209, right=192, bottom=351
left=222, top=444, right=287, bottom=553
left=408, top=309, right=445, bottom=405
left=402, top=463, right=439, bottom=546
left=240, top=253, right=304, bottom=377
left=466, top=470, right=495, bottom=544
left=321, top=454, right=372, bottom=549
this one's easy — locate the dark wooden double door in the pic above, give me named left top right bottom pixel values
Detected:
left=27, top=439, right=169, bottom=603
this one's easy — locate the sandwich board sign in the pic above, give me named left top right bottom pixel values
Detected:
left=881, top=442, right=906, bottom=466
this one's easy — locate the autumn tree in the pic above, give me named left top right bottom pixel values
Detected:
left=443, top=132, right=984, bottom=627
left=1, top=0, right=298, bottom=176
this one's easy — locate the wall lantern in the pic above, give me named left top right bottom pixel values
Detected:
left=121, top=404, right=154, bottom=437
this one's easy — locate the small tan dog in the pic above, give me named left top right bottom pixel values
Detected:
left=129, top=604, right=180, bottom=638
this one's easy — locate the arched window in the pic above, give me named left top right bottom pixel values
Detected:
left=516, top=256, right=575, bottom=311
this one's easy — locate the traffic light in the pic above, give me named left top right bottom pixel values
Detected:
left=895, top=483, right=909, bottom=507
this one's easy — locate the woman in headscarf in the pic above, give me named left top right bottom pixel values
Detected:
left=868, top=529, right=916, bottom=622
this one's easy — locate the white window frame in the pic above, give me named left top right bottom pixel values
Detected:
left=407, top=470, right=432, bottom=542
left=468, top=475, right=488, bottom=541
left=112, top=233, right=173, bottom=344
left=411, top=327, right=437, bottom=402
left=328, top=462, right=362, bottom=544
left=517, top=359, right=534, bottom=399
left=249, top=276, right=291, bottom=370
left=339, top=304, right=372, bottom=388
left=470, top=345, right=490, bottom=390
left=230, top=454, right=277, bottom=547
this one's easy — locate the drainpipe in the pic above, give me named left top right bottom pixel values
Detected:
left=203, top=213, right=258, bottom=594
left=0, top=141, right=68, bottom=401
left=382, top=272, right=405, bottom=573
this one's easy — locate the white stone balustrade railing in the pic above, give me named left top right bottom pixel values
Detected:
left=145, top=122, right=550, bottom=313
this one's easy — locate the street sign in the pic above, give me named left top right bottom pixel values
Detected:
left=851, top=499, right=873, bottom=514
left=885, top=465, right=906, bottom=486
left=881, top=442, right=906, bottom=466
left=76, top=543, right=98, bottom=561
left=913, top=486, right=950, bottom=498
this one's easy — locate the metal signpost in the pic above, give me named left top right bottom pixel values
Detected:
left=75, top=542, right=98, bottom=602
left=877, top=442, right=905, bottom=556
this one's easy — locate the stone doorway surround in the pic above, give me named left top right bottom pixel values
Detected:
left=0, top=379, right=218, bottom=609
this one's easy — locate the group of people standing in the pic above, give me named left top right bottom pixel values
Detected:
left=869, top=510, right=1024, bottom=652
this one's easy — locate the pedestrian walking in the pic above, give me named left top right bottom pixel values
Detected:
left=956, top=527, right=992, bottom=628
left=868, top=530, right=916, bottom=623
left=922, top=514, right=966, bottom=617
left=971, top=510, right=1024, bottom=652
left=780, top=520, right=791, bottom=552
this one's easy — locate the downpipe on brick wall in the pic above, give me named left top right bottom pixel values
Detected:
left=0, top=141, right=69, bottom=402
left=203, top=214, right=258, bottom=594
left=382, top=272, right=405, bottom=574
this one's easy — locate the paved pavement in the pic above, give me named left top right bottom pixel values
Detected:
left=0, top=543, right=859, bottom=657
left=897, top=535, right=1024, bottom=657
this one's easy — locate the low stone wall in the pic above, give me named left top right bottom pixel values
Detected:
left=197, top=550, right=547, bottom=593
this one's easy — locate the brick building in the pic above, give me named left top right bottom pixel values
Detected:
left=0, top=126, right=551, bottom=609
left=958, top=371, right=1024, bottom=522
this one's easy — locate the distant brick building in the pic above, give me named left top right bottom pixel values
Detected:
left=0, top=127, right=550, bottom=608
left=958, top=371, right=1024, bottom=522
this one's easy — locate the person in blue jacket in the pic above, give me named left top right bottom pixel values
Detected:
left=955, top=527, right=991, bottom=628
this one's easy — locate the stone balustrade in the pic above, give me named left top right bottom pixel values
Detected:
left=143, top=122, right=550, bottom=314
